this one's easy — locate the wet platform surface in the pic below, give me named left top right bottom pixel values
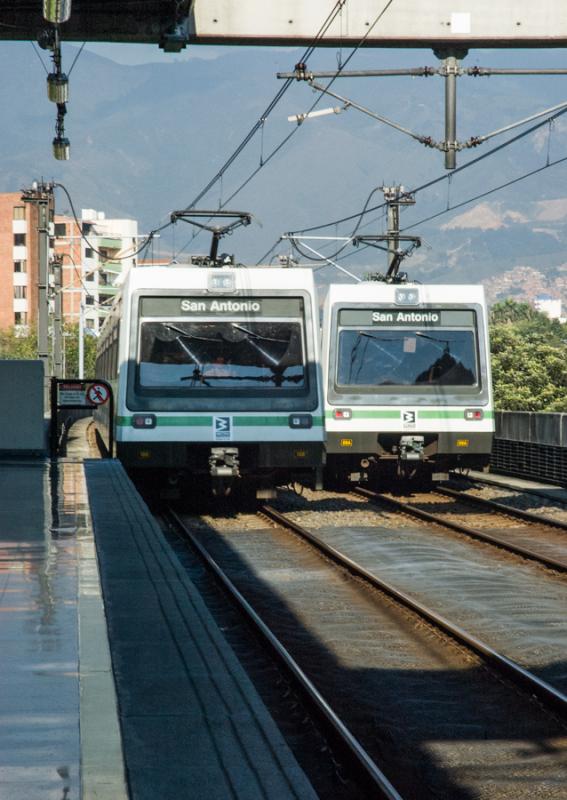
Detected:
left=0, top=457, right=125, bottom=800
left=0, top=420, right=315, bottom=800
left=0, top=459, right=80, bottom=799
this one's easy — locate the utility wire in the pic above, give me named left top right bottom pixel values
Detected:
left=30, top=41, right=49, bottom=74
left=401, top=152, right=567, bottom=233
left=286, top=148, right=567, bottom=273
left=176, top=0, right=397, bottom=259
left=55, top=182, right=171, bottom=260
left=274, top=100, right=567, bottom=264
left=171, top=1, right=350, bottom=258
left=68, top=41, right=86, bottom=76
left=183, top=0, right=348, bottom=212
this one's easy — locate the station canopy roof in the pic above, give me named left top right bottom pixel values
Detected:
left=2, top=2, right=567, bottom=49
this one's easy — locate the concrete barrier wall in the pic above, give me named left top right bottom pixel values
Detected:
left=495, top=412, right=567, bottom=447
left=0, top=360, right=46, bottom=453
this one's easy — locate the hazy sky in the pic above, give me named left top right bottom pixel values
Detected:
left=83, top=40, right=567, bottom=67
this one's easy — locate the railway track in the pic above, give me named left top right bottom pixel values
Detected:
left=450, top=471, right=567, bottom=509
left=357, top=485, right=567, bottom=573
left=164, top=497, right=567, bottom=800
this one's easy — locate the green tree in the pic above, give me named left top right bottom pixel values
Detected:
left=489, top=301, right=567, bottom=411
left=0, top=322, right=97, bottom=378
left=0, top=324, right=38, bottom=359
left=63, top=323, right=97, bottom=378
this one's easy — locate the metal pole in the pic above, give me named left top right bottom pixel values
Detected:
left=78, top=299, right=84, bottom=379
left=387, top=197, right=400, bottom=273
left=53, top=260, right=63, bottom=378
left=444, top=55, right=458, bottom=170
left=37, top=194, right=50, bottom=403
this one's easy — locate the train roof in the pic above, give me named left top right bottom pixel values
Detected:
left=324, top=282, right=487, bottom=305
left=121, top=265, right=317, bottom=293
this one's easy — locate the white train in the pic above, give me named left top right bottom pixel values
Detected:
left=95, top=265, right=324, bottom=500
left=321, top=281, right=494, bottom=488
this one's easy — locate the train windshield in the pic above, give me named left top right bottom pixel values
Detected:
left=337, top=328, right=478, bottom=388
left=137, top=319, right=306, bottom=391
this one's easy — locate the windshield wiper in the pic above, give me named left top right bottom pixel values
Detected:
left=230, top=323, right=289, bottom=343
left=161, top=324, right=209, bottom=383
left=162, top=323, right=218, bottom=343
left=415, top=331, right=453, bottom=354
left=230, top=324, right=285, bottom=368
left=357, top=331, right=402, bottom=364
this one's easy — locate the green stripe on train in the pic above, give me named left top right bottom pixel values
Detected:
left=325, top=410, right=401, bottom=420
left=117, top=415, right=324, bottom=427
left=418, top=409, right=494, bottom=420
left=325, top=409, right=494, bottom=420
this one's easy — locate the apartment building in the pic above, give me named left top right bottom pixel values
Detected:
left=54, top=208, right=139, bottom=332
left=0, top=191, right=48, bottom=330
left=0, top=191, right=139, bottom=333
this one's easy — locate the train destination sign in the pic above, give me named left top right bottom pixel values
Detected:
left=339, top=309, right=476, bottom=327
left=140, top=297, right=304, bottom=318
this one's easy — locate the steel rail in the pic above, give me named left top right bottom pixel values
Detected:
left=450, top=471, right=567, bottom=506
left=261, top=504, right=567, bottom=720
left=166, top=507, right=404, bottom=800
left=438, top=484, right=567, bottom=531
left=356, top=487, right=567, bottom=574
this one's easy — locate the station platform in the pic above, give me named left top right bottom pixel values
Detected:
left=0, top=418, right=316, bottom=800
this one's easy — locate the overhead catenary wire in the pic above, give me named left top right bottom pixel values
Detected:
left=275, top=99, right=567, bottom=263
left=287, top=149, right=567, bottom=274
left=183, top=0, right=349, bottom=212
left=400, top=152, right=567, bottom=233
left=171, top=1, right=350, bottom=259
left=175, top=0, right=397, bottom=259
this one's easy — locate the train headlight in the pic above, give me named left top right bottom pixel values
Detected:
left=289, top=414, right=312, bottom=429
left=456, top=439, right=470, bottom=448
left=464, top=409, right=484, bottom=421
left=333, top=408, right=352, bottom=420
left=340, top=438, right=353, bottom=448
left=132, top=414, right=157, bottom=429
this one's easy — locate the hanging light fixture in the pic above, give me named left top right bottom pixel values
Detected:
left=43, top=0, right=72, bottom=24
left=53, top=135, right=70, bottom=161
left=47, top=72, right=69, bottom=103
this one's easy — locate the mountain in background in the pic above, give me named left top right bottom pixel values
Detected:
left=1, top=41, right=567, bottom=306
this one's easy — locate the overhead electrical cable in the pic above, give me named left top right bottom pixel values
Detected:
left=183, top=0, right=349, bottom=212
left=176, top=0, right=397, bottom=259
left=286, top=101, right=567, bottom=237
left=55, top=182, right=172, bottom=261
left=401, top=152, right=567, bottom=233
left=285, top=150, right=567, bottom=273
left=171, top=0, right=351, bottom=258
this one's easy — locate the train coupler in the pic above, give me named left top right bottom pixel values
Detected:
left=209, top=447, right=240, bottom=478
left=399, top=436, right=425, bottom=462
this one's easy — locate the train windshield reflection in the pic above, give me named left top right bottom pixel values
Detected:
left=138, top=320, right=306, bottom=390
left=337, top=328, right=478, bottom=387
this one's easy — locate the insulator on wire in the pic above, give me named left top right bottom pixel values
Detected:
left=43, top=0, right=72, bottom=24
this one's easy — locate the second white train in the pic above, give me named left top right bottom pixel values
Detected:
left=321, top=281, right=494, bottom=488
